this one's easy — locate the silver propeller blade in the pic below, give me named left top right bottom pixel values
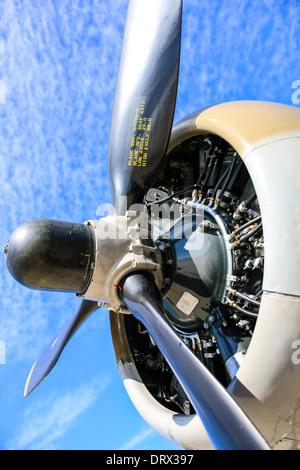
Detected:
left=24, top=300, right=99, bottom=397
left=108, top=0, right=182, bottom=213
left=120, top=272, right=270, bottom=450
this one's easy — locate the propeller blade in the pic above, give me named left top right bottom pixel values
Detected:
left=24, top=300, right=99, bottom=397
left=120, top=272, right=270, bottom=450
left=108, top=0, right=182, bottom=213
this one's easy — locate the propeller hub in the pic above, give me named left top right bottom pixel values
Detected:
left=4, top=219, right=95, bottom=293
left=162, top=208, right=228, bottom=331
left=80, top=211, right=163, bottom=311
left=4, top=214, right=163, bottom=310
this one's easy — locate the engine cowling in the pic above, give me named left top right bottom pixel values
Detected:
left=110, top=101, right=300, bottom=450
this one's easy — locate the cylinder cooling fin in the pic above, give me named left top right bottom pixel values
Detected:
left=111, top=130, right=264, bottom=449
left=111, top=101, right=300, bottom=449
left=125, top=130, right=263, bottom=402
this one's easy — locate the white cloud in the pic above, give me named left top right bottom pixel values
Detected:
left=7, top=375, right=111, bottom=450
left=176, top=0, right=300, bottom=120
left=118, top=426, right=155, bottom=451
left=0, top=0, right=128, bottom=366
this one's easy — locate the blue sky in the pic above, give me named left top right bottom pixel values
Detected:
left=0, top=0, right=300, bottom=450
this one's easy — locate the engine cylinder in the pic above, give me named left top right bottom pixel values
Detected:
left=4, top=219, right=95, bottom=293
